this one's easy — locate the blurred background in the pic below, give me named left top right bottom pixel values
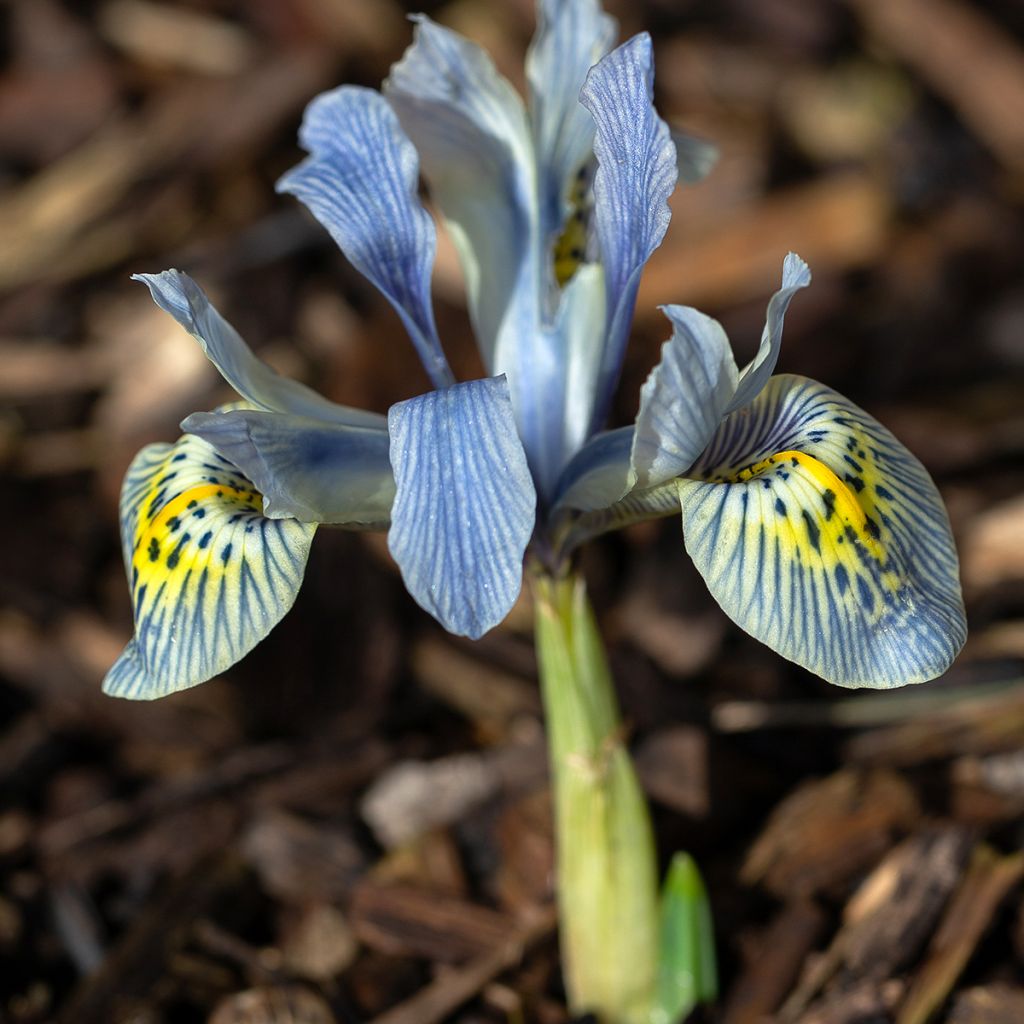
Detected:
left=2, top=0, right=1024, bottom=1021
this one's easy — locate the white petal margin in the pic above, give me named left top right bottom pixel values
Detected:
left=104, top=431, right=315, bottom=700
left=579, top=33, right=678, bottom=436
left=384, top=17, right=536, bottom=374
left=135, top=271, right=384, bottom=429
left=183, top=409, right=394, bottom=528
left=679, top=375, right=967, bottom=688
left=387, top=377, right=537, bottom=639
left=631, top=305, right=739, bottom=490
left=526, top=0, right=616, bottom=245
left=277, top=87, right=453, bottom=390
left=725, top=253, right=811, bottom=415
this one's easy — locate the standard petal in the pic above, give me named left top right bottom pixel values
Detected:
left=580, top=33, right=678, bottom=435
left=387, top=377, right=536, bottom=639
left=679, top=375, right=967, bottom=688
left=384, top=17, right=536, bottom=374
left=725, top=252, right=811, bottom=415
left=135, top=270, right=384, bottom=429
left=183, top=409, right=394, bottom=528
left=552, top=262, right=608, bottom=484
left=631, top=305, right=739, bottom=490
left=277, top=87, right=453, bottom=390
left=526, top=0, right=616, bottom=245
left=104, top=430, right=316, bottom=700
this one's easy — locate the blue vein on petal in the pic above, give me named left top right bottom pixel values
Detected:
left=680, top=375, right=967, bottom=687
left=631, top=304, right=739, bottom=490
left=527, top=0, right=617, bottom=248
left=580, top=33, right=678, bottom=437
left=725, top=252, right=811, bottom=415
left=277, top=86, right=454, bottom=390
left=387, top=376, right=536, bottom=639
left=183, top=409, right=395, bottom=528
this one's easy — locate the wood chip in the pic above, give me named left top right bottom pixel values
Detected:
left=948, top=985, right=1024, bottom=1024
left=850, top=0, right=1024, bottom=170
left=240, top=809, right=364, bottom=905
left=634, top=726, right=710, bottom=818
left=98, top=1, right=256, bottom=77
left=845, top=683, right=1024, bottom=767
left=372, top=828, right=469, bottom=898
left=56, top=856, right=243, bottom=1024
left=208, top=986, right=336, bottom=1024
left=366, top=906, right=556, bottom=1024
left=360, top=741, right=546, bottom=850
left=279, top=904, right=358, bottom=983
left=723, top=900, right=828, bottom=1024
left=411, top=636, right=540, bottom=738
left=741, top=770, right=920, bottom=898
left=798, top=980, right=904, bottom=1024
left=351, top=882, right=517, bottom=963
left=852, top=826, right=970, bottom=958
left=961, top=494, right=1024, bottom=590
left=778, top=828, right=971, bottom=1021
left=897, top=846, right=1024, bottom=1024
left=493, top=788, right=554, bottom=914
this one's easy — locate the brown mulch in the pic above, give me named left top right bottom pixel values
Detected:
left=2, top=1, right=1024, bottom=1022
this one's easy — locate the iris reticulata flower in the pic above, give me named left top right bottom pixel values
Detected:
left=104, top=0, right=966, bottom=699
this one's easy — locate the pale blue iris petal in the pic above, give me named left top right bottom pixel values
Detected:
left=553, top=427, right=682, bottom=556
left=526, top=0, right=616, bottom=244
left=547, top=263, right=608, bottom=492
left=183, top=409, right=394, bottom=528
left=384, top=17, right=536, bottom=374
left=277, top=86, right=453, bottom=390
left=104, top=430, right=315, bottom=700
left=631, top=305, right=740, bottom=490
left=680, top=375, right=967, bottom=688
left=580, top=33, right=678, bottom=436
left=671, top=129, right=719, bottom=186
left=554, top=425, right=634, bottom=513
left=725, top=252, right=812, bottom=414
left=135, top=271, right=383, bottom=429
left=387, top=377, right=536, bottom=639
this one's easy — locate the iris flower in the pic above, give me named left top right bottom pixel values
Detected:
left=104, top=0, right=966, bottom=699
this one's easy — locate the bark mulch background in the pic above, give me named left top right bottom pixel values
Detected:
left=3, top=1, right=1024, bottom=1021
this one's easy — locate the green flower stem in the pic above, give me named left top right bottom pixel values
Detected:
left=533, top=567, right=660, bottom=1024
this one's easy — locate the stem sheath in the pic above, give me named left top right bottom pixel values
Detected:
left=533, top=569, right=659, bottom=1024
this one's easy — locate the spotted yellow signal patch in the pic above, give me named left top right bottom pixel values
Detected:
left=103, top=426, right=316, bottom=700
left=552, top=166, right=592, bottom=287
left=679, top=374, right=966, bottom=688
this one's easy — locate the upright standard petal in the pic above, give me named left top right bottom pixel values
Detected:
left=387, top=377, right=536, bottom=639
left=104, top=428, right=315, bottom=700
left=384, top=17, right=536, bottom=374
left=679, top=375, right=967, bottom=688
left=277, top=86, right=454, bottom=390
left=631, top=305, right=739, bottom=489
left=135, top=271, right=384, bottom=429
left=183, top=409, right=394, bottom=528
left=385, top=16, right=572, bottom=497
left=725, top=253, right=811, bottom=414
left=580, top=33, right=678, bottom=436
left=526, top=0, right=616, bottom=246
